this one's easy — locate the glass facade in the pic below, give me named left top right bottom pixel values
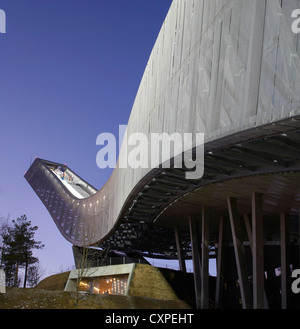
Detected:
left=78, top=274, right=129, bottom=295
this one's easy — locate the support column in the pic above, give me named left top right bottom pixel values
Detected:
left=244, top=213, right=268, bottom=309
left=215, top=216, right=226, bottom=308
left=243, top=214, right=252, bottom=246
left=252, top=192, right=265, bottom=309
left=189, top=216, right=202, bottom=309
left=201, top=207, right=209, bottom=309
left=280, top=213, right=290, bottom=309
left=227, top=197, right=252, bottom=309
left=174, top=226, right=186, bottom=273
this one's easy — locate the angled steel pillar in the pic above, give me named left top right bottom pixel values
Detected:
left=189, top=216, right=202, bottom=309
left=227, top=197, right=252, bottom=309
left=201, top=207, right=209, bottom=309
left=251, top=192, right=265, bottom=309
left=280, top=213, right=290, bottom=309
left=244, top=212, right=268, bottom=309
left=174, top=226, right=186, bottom=273
left=243, top=214, right=252, bottom=246
left=215, top=216, right=226, bottom=308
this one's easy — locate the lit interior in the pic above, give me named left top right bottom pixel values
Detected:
left=78, top=274, right=129, bottom=295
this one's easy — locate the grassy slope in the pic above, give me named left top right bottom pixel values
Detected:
left=0, top=264, right=193, bottom=309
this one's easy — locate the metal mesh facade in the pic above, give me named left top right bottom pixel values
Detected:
left=25, top=0, right=300, bottom=256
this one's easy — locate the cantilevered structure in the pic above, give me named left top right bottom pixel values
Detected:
left=25, top=0, right=300, bottom=309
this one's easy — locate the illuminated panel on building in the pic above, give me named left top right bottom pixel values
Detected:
left=78, top=274, right=129, bottom=295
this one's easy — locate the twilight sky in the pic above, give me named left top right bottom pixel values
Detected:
left=0, top=0, right=176, bottom=279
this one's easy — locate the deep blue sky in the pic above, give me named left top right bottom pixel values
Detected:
left=0, top=0, right=175, bottom=278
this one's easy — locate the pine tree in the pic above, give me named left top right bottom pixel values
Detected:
left=1, top=215, right=44, bottom=287
left=27, top=262, right=43, bottom=288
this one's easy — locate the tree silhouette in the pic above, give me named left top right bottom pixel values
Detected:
left=1, top=215, right=44, bottom=287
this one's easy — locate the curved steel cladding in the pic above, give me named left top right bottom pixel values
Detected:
left=25, top=0, right=300, bottom=247
left=25, top=157, right=159, bottom=247
left=25, top=159, right=102, bottom=245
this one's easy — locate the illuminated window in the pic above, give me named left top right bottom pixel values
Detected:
left=78, top=279, right=92, bottom=293
left=92, top=274, right=129, bottom=295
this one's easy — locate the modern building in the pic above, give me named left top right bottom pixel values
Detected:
left=25, top=0, right=300, bottom=308
left=63, top=263, right=185, bottom=305
left=64, top=264, right=135, bottom=296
